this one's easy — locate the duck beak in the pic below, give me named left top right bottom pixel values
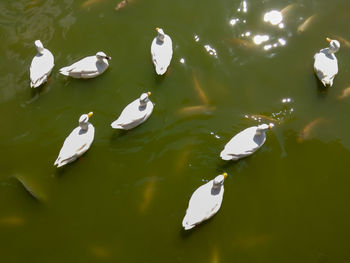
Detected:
left=155, top=27, right=159, bottom=32
left=326, top=37, right=331, bottom=43
left=105, top=56, right=112, bottom=60
left=88, top=112, right=94, bottom=118
left=147, top=91, right=151, bottom=96
left=268, top=123, right=274, bottom=130
left=222, top=172, right=228, bottom=179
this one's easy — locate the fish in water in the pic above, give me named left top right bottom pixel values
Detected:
left=90, top=245, right=111, bottom=258
left=226, top=38, right=255, bottom=48
left=331, top=34, right=350, bottom=49
left=297, top=15, right=317, bottom=33
left=248, top=114, right=278, bottom=123
left=12, top=174, right=46, bottom=202
left=192, top=71, right=209, bottom=105
left=0, top=216, right=25, bottom=227
left=175, top=145, right=191, bottom=172
left=139, top=179, right=157, bottom=213
left=211, top=247, right=220, bottom=263
left=177, top=105, right=215, bottom=116
left=298, top=117, right=327, bottom=142
left=25, top=0, right=40, bottom=10
left=115, top=0, right=128, bottom=10
left=82, top=0, right=106, bottom=8
left=337, top=86, right=350, bottom=100
left=280, top=3, right=297, bottom=17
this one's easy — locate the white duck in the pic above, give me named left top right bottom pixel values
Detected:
left=111, top=92, right=153, bottom=130
left=54, top=112, right=95, bottom=168
left=59, top=52, right=111, bottom=78
left=182, top=173, right=228, bottom=230
left=220, top=123, right=274, bottom=161
left=30, top=40, right=54, bottom=88
left=151, top=28, right=173, bottom=75
left=314, top=38, right=340, bottom=87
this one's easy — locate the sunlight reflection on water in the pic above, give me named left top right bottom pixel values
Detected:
left=227, top=1, right=296, bottom=54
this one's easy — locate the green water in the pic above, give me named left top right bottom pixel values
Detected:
left=1, top=0, right=350, bottom=262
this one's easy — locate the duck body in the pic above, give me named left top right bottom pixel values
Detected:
left=313, top=38, right=340, bottom=87
left=220, top=123, right=273, bottom=161
left=59, top=52, right=111, bottom=79
left=151, top=28, right=173, bottom=75
left=111, top=92, right=153, bottom=130
left=54, top=113, right=94, bottom=168
left=30, top=40, right=54, bottom=88
left=182, top=173, right=227, bottom=230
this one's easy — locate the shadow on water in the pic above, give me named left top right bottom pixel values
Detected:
left=54, top=165, right=68, bottom=178
left=154, top=71, right=167, bottom=85
left=216, top=159, right=235, bottom=171
left=314, top=74, right=329, bottom=97
left=25, top=84, right=49, bottom=105
left=179, top=217, right=216, bottom=239
left=110, top=129, right=131, bottom=142
left=53, top=152, right=91, bottom=178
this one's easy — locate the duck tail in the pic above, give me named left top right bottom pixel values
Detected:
left=322, top=77, right=334, bottom=87
left=182, top=216, right=196, bottom=230
left=30, top=76, right=47, bottom=88
left=156, top=66, right=166, bottom=75
left=111, top=120, right=124, bottom=129
left=220, top=150, right=232, bottom=161
left=59, top=66, right=71, bottom=76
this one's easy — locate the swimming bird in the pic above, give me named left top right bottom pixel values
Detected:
left=111, top=92, right=153, bottom=130
left=182, top=173, right=228, bottom=230
left=30, top=40, right=54, bottom=88
left=314, top=38, right=340, bottom=87
left=151, top=28, right=173, bottom=75
left=220, top=123, right=274, bottom=161
left=59, top=52, right=111, bottom=78
left=54, top=112, right=95, bottom=168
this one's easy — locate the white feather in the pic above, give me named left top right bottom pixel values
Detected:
left=220, top=123, right=273, bottom=161
left=151, top=28, right=173, bottom=75
left=30, top=40, right=54, bottom=88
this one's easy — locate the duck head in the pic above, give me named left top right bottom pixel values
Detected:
left=96, top=51, right=112, bottom=61
left=326, top=38, right=340, bottom=54
left=156, top=28, right=165, bottom=42
left=34, top=40, right=45, bottom=55
left=79, top=112, right=93, bottom=131
left=139, top=92, right=151, bottom=107
left=256, top=123, right=274, bottom=135
left=213, top=172, right=228, bottom=188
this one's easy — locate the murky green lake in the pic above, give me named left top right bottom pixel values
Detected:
left=1, top=0, right=350, bottom=262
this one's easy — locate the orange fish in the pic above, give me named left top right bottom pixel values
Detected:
left=226, top=38, right=254, bottom=48
left=139, top=179, right=156, bottom=213
left=115, top=0, right=128, bottom=11
left=297, top=15, right=317, bottom=33
left=337, top=86, right=350, bottom=100
left=211, top=247, right=220, bottom=263
left=331, top=34, right=350, bottom=48
left=177, top=105, right=215, bottom=116
left=0, top=216, right=25, bottom=226
left=175, top=146, right=191, bottom=172
left=82, top=0, right=106, bottom=9
left=281, top=3, right=297, bottom=17
left=249, top=114, right=278, bottom=123
left=90, top=246, right=111, bottom=258
left=192, top=71, right=209, bottom=105
left=298, top=117, right=327, bottom=142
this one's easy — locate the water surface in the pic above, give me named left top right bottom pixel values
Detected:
left=1, top=0, right=350, bottom=262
